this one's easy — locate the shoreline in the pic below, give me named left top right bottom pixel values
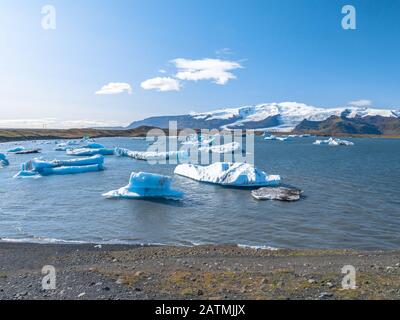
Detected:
left=1, top=242, right=399, bottom=300
left=0, top=128, right=399, bottom=144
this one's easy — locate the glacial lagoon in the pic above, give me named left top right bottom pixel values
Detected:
left=0, top=136, right=399, bottom=250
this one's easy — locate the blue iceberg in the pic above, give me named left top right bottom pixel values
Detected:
left=7, top=146, right=25, bottom=153
left=103, top=172, right=184, bottom=200
left=83, top=143, right=105, bottom=149
left=0, top=153, right=9, bottom=166
left=14, top=155, right=105, bottom=178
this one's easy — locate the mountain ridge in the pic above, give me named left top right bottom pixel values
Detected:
left=128, top=102, right=400, bottom=135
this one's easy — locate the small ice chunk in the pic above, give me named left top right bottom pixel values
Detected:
left=174, top=162, right=281, bottom=187
left=0, top=153, right=9, bottom=166
left=103, top=172, right=183, bottom=200
left=252, top=187, right=303, bottom=201
left=84, top=143, right=105, bottom=149
left=7, top=146, right=25, bottom=153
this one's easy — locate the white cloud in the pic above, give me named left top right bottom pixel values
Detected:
left=172, top=58, right=243, bottom=85
left=0, top=119, right=126, bottom=129
left=158, top=69, right=167, bottom=74
left=95, top=82, right=132, bottom=95
left=141, top=77, right=181, bottom=92
left=349, top=99, right=372, bottom=107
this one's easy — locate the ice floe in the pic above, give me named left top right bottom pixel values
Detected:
left=66, top=148, right=115, bottom=156
left=313, top=137, right=354, bottom=146
left=14, top=155, right=105, bottom=178
left=115, top=147, right=188, bottom=161
left=0, top=153, right=9, bottom=166
left=174, top=162, right=281, bottom=187
left=198, top=142, right=241, bottom=154
left=103, top=172, right=183, bottom=200
left=264, top=135, right=288, bottom=142
left=252, top=187, right=303, bottom=201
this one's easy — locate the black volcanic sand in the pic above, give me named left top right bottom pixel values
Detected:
left=0, top=243, right=400, bottom=300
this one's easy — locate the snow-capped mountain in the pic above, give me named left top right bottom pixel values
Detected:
left=128, top=102, right=400, bottom=132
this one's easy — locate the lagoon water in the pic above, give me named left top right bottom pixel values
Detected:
left=0, top=137, right=399, bottom=250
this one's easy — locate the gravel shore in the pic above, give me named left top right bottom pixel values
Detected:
left=0, top=243, right=399, bottom=300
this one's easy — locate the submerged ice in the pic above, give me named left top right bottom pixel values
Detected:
left=103, top=172, right=183, bottom=200
left=174, top=162, right=281, bottom=187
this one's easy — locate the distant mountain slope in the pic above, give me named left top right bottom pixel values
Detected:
left=294, top=115, right=400, bottom=136
left=127, top=102, right=400, bottom=133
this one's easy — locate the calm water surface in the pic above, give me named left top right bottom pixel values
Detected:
left=0, top=137, right=399, bottom=250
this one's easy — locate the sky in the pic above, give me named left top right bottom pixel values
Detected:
left=0, top=0, right=399, bottom=128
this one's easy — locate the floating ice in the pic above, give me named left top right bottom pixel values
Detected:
left=14, top=155, right=105, bottom=178
left=174, top=162, right=281, bottom=187
left=0, top=153, right=9, bottom=166
left=199, top=142, right=241, bottom=154
left=252, top=187, right=303, bottom=201
left=314, top=137, right=354, bottom=146
left=103, top=172, right=183, bottom=200
left=67, top=148, right=114, bottom=156
left=83, top=143, right=105, bottom=149
left=115, top=147, right=188, bottom=161
left=7, top=146, right=25, bottom=153
left=15, top=148, right=41, bottom=155
left=264, top=135, right=288, bottom=142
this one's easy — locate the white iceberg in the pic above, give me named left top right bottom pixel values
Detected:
left=199, top=142, right=241, bottom=154
left=67, top=148, right=115, bottom=156
left=0, top=153, right=9, bottom=166
left=264, top=135, right=288, bottom=142
left=103, top=172, right=183, bottom=200
left=14, top=155, right=105, bottom=178
left=115, top=147, right=188, bottom=161
left=314, top=137, right=354, bottom=146
left=174, top=162, right=281, bottom=187
left=7, top=146, right=25, bottom=153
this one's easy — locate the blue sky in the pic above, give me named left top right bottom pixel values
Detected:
left=0, top=0, right=399, bottom=128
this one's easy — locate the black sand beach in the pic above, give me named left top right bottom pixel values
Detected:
left=0, top=243, right=399, bottom=300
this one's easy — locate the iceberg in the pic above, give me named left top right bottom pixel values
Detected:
left=0, top=153, right=9, bottom=166
left=115, top=147, right=188, bottom=161
left=264, top=135, right=288, bottom=142
left=103, top=172, right=183, bottom=200
left=66, top=148, right=115, bottom=156
left=15, top=148, right=41, bottom=155
left=7, top=146, right=25, bottom=153
left=14, top=155, right=105, bottom=178
left=174, top=162, right=281, bottom=187
left=252, top=187, right=303, bottom=201
left=314, top=137, right=354, bottom=146
left=83, top=143, right=105, bottom=149
left=199, top=142, right=241, bottom=154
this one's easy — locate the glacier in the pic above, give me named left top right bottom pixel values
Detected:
left=174, top=162, right=281, bottom=187
left=190, top=102, right=400, bottom=131
left=103, top=172, right=183, bottom=200
left=115, top=147, right=188, bottom=161
left=14, top=155, right=105, bottom=178
left=314, top=137, right=354, bottom=146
